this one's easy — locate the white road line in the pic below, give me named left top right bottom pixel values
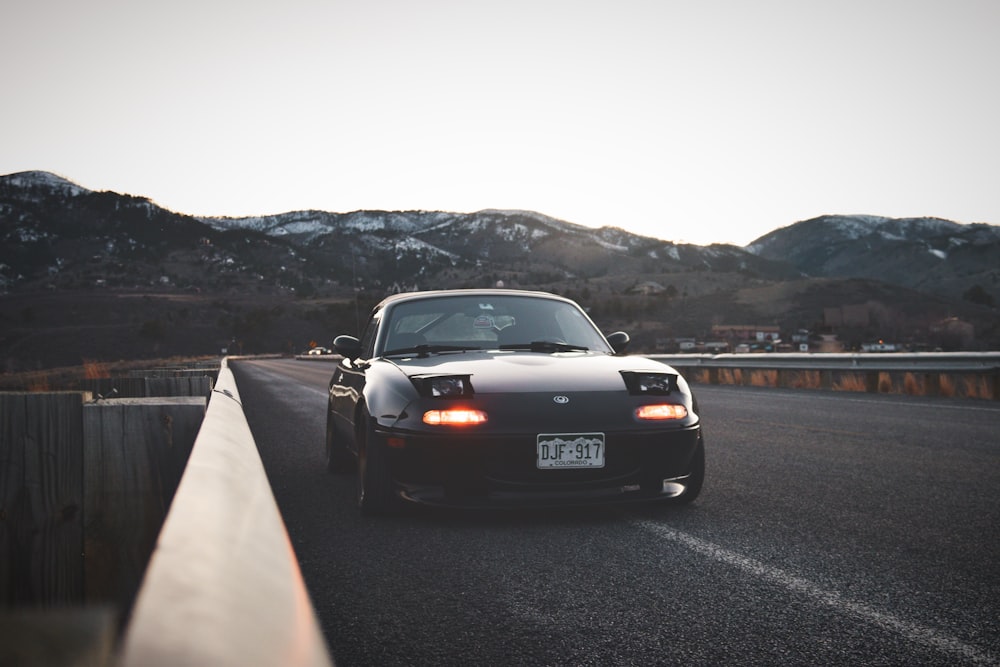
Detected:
left=632, top=519, right=997, bottom=666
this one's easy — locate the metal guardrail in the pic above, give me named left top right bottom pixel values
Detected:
left=296, top=350, right=1000, bottom=398
left=647, top=352, right=1000, bottom=400
left=649, top=351, right=1000, bottom=370
left=117, top=359, right=333, bottom=667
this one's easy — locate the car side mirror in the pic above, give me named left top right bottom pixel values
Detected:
left=333, top=335, right=362, bottom=360
left=606, top=331, right=630, bottom=355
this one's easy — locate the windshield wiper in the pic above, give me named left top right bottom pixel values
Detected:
left=499, top=341, right=590, bottom=353
left=383, top=344, right=481, bottom=358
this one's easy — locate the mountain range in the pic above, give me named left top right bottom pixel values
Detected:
left=1, top=170, right=998, bottom=371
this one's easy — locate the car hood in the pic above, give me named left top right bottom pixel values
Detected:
left=385, top=351, right=678, bottom=393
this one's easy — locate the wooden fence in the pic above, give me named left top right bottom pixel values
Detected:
left=0, top=376, right=210, bottom=665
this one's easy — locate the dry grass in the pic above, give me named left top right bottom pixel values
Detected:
left=789, top=370, right=822, bottom=389
left=24, top=373, right=52, bottom=392
left=82, top=359, right=111, bottom=380
left=689, top=369, right=711, bottom=384
left=0, top=355, right=219, bottom=392
left=683, top=364, right=995, bottom=401
left=750, top=370, right=778, bottom=387
left=718, top=368, right=741, bottom=385
left=963, top=375, right=995, bottom=400
left=833, top=373, right=868, bottom=392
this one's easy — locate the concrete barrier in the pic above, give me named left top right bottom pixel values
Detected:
left=117, top=359, right=333, bottom=667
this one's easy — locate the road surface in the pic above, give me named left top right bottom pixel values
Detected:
left=230, top=358, right=1000, bottom=666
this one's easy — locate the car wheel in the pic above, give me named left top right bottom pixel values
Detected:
left=325, top=404, right=354, bottom=473
left=356, top=407, right=395, bottom=515
left=665, top=434, right=705, bottom=505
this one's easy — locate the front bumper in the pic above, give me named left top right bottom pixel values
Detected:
left=381, top=425, right=701, bottom=509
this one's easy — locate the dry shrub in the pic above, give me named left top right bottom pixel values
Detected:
left=903, top=373, right=923, bottom=396
left=750, top=370, right=777, bottom=387
left=25, top=373, right=52, bottom=392
left=690, top=369, right=711, bottom=384
left=963, top=375, right=994, bottom=400
left=938, top=374, right=956, bottom=398
left=878, top=372, right=893, bottom=393
left=717, top=369, right=736, bottom=385
left=83, top=359, right=111, bottom=380
left=791, top=370, right=821, bottom=389
left=833, top=373, right=867, bottom=393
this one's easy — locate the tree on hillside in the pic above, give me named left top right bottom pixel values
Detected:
left=963, top=284, right=995, bottom=307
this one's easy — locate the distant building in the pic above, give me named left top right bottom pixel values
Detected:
left=791, top=330, right=811, bottom=344
left=862, top=341, right=899, bottom=352
left=676, top=338, right=697, bottom=352
left=814, top=334, right=844, bottom=353
left=711, top=325, right=780, bottom=342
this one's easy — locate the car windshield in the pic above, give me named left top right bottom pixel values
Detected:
left=379, top=294, right=613, bottom=356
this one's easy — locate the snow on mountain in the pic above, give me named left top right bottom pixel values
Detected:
left=823, top=214, right=894, bottom=240
left=476, top=209, right=587, bottom=232
left=746, top=214, right=964, bottom=255
left=4, top=171, right=995, bottom=303
left=744, top=214, right=1000, bottom=300
left=203, top=211, right=341, bottom=238
left=4, top=171, right=88, bottom=197
left=390, top=235, right=459, bottom=262
left=199, top=209, right=460, bottom=242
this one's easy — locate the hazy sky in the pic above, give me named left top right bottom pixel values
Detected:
left=2, top=0, right=997, bottom=245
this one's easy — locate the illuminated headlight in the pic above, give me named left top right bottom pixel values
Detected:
left=621, top=371, right=676, bottom=395
left=412, top=375, right=474, bottom=398
left=635, top=404, right=688, bottom=421
left=423, top=409, right=488, bottom=425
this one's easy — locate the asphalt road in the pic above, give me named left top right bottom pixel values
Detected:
left=230, top=358, right=1000, bottom=666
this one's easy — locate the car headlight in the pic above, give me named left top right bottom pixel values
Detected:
left=411, top=374, right=474, bottom=398
left=423, top=408, right=488, bottom=425
left=620, top=371, right=676, bottom=395
left=634, top=404, right=688, bottom=421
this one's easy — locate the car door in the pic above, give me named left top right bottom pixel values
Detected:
left=329, top=311, right=381, bottom=447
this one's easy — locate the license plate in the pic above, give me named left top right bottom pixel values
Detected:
left=536, top=433, right=605, bottom=469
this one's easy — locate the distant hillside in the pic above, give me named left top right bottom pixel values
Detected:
left=1, top=171, right=802, bottom=294
left=747, top=214, right=1000, bottom=301
left=1, top=171, right=998, bottom=371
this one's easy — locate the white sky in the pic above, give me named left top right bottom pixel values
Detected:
left=2, top=0, right=997, bottom=246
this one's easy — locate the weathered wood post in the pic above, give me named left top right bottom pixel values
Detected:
left=82, top=397, right=205, bottom=615
left=1, top=392, right=91, bottom=606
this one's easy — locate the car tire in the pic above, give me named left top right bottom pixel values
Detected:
left=356, top=407, right=395, bottom=515
left=665, top=434, right=705, bottom=505
left=325, top=404, right=354, bottom=473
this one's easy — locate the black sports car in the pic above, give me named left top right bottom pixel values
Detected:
left=326, top=289, right=704, bottom=513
